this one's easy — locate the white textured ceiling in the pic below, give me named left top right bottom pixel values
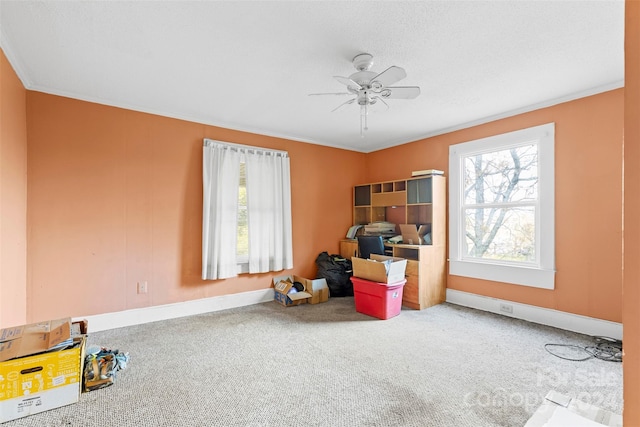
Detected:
left=0, top=1, right=624, bottom=153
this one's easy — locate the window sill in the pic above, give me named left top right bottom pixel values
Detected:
left=237, top=262, right=249, bottom=275
left=449, top=260, right=555, bottom=290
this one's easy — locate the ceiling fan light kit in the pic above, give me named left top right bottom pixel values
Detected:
left=310, top=53, right=421, bottom=138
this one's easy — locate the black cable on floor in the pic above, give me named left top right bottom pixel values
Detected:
left=544, top=336, right=622, bottom=362
left=544, top=344, right=592, bottom=361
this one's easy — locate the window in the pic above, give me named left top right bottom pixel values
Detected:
left=202, top=139, right=293, bottom=280
left=449, top=123, right=555, bottom=289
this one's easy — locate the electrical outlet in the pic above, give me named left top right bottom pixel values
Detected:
left=137, top=281, right=148, bottom=294
left=499, top=303, right=513, bottom=314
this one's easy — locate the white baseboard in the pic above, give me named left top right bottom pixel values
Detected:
left=446, top=289, right=622, bottom=340
left=75, top=288, right=275, bottom=333
left=76, top=287, right=622, bottom=340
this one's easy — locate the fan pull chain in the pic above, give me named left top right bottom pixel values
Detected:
left=364, top=103, right=368, bottom=131
left=360, top=103, right=369, bottom=138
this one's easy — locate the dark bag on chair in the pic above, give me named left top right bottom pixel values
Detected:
left=315, top=252, right=353, bottom=297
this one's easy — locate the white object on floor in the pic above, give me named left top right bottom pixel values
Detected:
left=525, top=391, right=622, bottom=427
left=543, top=406, right=609, bottom=427
left=545, top=390, right=572, bottom=407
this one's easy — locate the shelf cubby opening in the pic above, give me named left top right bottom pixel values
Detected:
left=372, top=206, right=387, bottom=222
left=354, top=185, right=371, bottom=206
left=354, top=207, right=371, bottom=225
left=394, top=247, right=419, bottom=261
left=407, top=204, right=433, bottom=225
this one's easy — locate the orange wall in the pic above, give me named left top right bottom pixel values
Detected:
left=24, top=89, right=624, bottom=324
left=623, top=0, right=640, bottom=423
left=25, top=92, right=366, bottom=321
left=0, top=49, right=28, bottom=326
left=368, top=89, right=624, bottom=323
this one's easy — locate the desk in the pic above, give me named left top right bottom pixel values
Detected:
left=340, top=239, right=446, bottom=310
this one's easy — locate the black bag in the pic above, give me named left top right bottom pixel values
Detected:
left=315, top=252, right=353, bottom=297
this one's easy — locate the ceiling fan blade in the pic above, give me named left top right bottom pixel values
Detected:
left=371, top=66, right=407, bottom=87
left=308, top=92, right=352, bottom=96
left=331, top=98, right=356, bottom=112
left=334, top=76, right=362, bottom=89
left=382, top=86, right=421, bottom=99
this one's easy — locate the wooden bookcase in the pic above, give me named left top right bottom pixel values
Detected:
left=346, top=174, right=447, bottom=310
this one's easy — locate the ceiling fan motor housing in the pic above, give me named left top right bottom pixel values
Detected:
left=350, top=53, right=377, bottom=89
left=357, top=91, right=376, bottom=105
left=352, top=53, right=374, bottom=71
left=349, top=71, right=377, bottom=88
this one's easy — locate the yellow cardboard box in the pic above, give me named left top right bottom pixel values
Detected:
left=0, top=320, right=86, bottom=423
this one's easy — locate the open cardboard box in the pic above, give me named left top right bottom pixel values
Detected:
left=0, top=318, right=87, bottom=423
left=0, top=318, right=71, bottom=362
left=399, top=223, right=431, bottom=245
left=351, top=254, right=407, bottom=284
left=272, top=275, right=329, bottom=306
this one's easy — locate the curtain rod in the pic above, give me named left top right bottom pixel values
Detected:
left=203, top=138, right=288, bottom=156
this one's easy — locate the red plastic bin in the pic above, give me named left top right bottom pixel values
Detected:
left=351, top=277, right=406, bottom=320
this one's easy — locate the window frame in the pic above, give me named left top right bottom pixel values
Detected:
left=448, top=123, right=555, bottom=289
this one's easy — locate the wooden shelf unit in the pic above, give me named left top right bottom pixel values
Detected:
left=347, top=174, right=447, bottom=310
left=390, top=244, right=446, bottom=310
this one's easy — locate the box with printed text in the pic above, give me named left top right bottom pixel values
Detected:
left=0, top=319, right=86, bottom=423
left=272, top=275, right=329, bottom=307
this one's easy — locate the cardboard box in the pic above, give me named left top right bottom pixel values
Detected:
left=0, top=318, right=71, bottom=362
left=0, top=335, right=86, bottom=423
left=305, top=278, right=329, bottom=305
left=399, top=223, right=431, bottom=245
left=273, top=275, right=312, bottom=307
left=272, top=275, right=329, bottom=306
left=351, top=254, right=407, bottom=284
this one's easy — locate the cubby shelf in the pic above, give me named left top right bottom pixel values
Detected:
left=352, top=176, right=446, bottom=247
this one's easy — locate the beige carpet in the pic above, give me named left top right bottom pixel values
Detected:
left=3, top=298, right=622, bottom=426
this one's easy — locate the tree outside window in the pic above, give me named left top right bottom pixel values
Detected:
left=463, top=144, right=538, bottom=263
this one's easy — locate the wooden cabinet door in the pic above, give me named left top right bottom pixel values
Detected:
left=339, top=240, right=358, bottom=259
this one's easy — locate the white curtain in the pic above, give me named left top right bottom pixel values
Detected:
left=245, top=149, right=293, bottom=273
left=202, top=141, right=241, bottom=279
left=202, top=139, right=293, bottom=280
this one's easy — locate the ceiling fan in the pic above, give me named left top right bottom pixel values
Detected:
left=310, top=53, right=421, bottom=137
